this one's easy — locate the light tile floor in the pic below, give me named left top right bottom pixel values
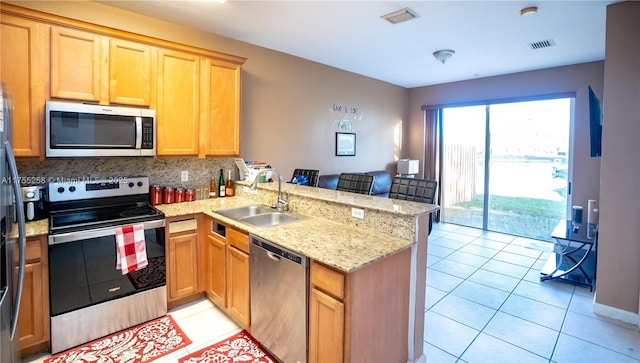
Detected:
left=426, top=222, right=640, bottom=363
left=24, top=222, right=640, bottom=363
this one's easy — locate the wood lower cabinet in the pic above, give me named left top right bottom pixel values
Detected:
left=18, top=235, right=49, bottom=357
left=202, top=216, right=250, bottom=328
left=309, top=248, right=412, bottom=363
left=167, top=217, right=201, bottom=306
left=225, top=242, right=250, bottom=327
left=309, top=287, right=344, bottom=363
left=0, top=15, right=47, bottom=158
left=204, top=223, right=226, bottom=307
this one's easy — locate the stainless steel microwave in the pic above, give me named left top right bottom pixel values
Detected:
left=45, top=101, right=156, bottom=157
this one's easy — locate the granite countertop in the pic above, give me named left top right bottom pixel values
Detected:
left=157, top=195, right=421, bottom=273
left=21, top=187, right=436, bottom=273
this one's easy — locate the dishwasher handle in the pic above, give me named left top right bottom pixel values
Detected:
left=267, top=252, right=281, bottom=262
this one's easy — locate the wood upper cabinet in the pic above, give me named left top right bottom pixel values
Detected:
left=156, top=49, right=200, bottom=156
left=200, top=58, right=242, bottom=156
left=18, top=235, right=49, bottom=357
left=0, top=15, right=48, bottom=157
left=167, top=218, right=200, bottom=304
left=50, top=26, right=154, bottom=105
left=50, top=26, right=102, bottom=102
left=109, top=38, right=155, bottom=106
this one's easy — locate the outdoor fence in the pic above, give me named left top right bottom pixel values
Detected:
left=443, top=144, right=477, bottom=207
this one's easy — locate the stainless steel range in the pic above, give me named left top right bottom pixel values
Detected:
left=47, top=176, right=166, bottom=354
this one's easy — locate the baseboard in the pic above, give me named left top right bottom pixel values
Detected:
left=592, top=296, right=639, bottom=327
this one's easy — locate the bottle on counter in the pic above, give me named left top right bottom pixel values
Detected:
left=209, top=176, right=217, bottom=198
left=218, top=168, right=226, bottom=197
left=225, top=170, right=234, bottom=197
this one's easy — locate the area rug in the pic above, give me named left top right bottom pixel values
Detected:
left=45, top=315, right=191, bottom=363
left=178, top=329, right=277, bottom=363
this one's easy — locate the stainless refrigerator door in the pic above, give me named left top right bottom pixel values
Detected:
left=4, top=141, right=26, bottom=340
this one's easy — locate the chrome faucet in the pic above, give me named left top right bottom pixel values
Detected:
left=250, top=169, right=289, bottom=212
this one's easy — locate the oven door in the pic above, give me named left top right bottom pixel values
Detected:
left=48, top=219, right=165, bottom=317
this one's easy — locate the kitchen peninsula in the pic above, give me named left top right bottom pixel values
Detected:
left=19, top=179, right=436, bottom=362
left=157, top=180, right=437, bottom=363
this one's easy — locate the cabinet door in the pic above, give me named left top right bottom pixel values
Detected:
left=109, top=38, right=154, bottom=106
left=201, top=59, right=241, bottom=156
left=17, top=262, right=45, bottom=352
left=157, top=49, right=200, bottom=156
left=0, top=15, right=47, bottom=157
left=51, top=26, right=103, bottom=101
left=205, top=232, right=226, bottom=307
left=168, top=231, right=199, bottom=301
left=309, top=288, right=344, bottom=363
left=226, top=246, right=250, bottom=328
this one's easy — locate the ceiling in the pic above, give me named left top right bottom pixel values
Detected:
left=97, top=0, right=616, bottom=88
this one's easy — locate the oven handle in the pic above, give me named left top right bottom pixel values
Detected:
left=48, top=219, right=166, bottom=245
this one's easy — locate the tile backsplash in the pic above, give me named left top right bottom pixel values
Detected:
left=16, top=157, right=236, bottom=189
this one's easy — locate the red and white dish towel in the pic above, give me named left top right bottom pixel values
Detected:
left=115, top=224, right=148, bottom=274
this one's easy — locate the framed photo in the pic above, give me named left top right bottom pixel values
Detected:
left=336, top=132, right=356, bottom=156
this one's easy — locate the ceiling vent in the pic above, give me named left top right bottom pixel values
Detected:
left=381, top=7, right=419, bottom=24
left=528, top=39, right=556, bottom=50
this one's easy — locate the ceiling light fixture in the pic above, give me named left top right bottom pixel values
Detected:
left=433, top=49, right=455, bottom=64
left=381, top=7, right=420, bottom=24
left=520, top=6, right=538, bottom=17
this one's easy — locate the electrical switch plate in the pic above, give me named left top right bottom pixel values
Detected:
left=181, top=171, right=188, bottom=182
left=351, top=207, right=365, bottom=219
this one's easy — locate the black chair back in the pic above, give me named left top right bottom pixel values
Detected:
left=389, top=177, right=437, bottom=203
left=336, top=173, right=374, bottom=195
left=389, top=177, right=438, bottom=233
left=291, top=169, right=320, bottom=187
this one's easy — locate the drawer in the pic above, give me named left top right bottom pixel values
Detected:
left=227, top=227, right=249, bottom=254
left=311, top=261, right=344, bottom=300
left=169, top=219, right=198, bottom=234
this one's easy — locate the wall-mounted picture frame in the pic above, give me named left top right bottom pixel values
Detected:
left=336, top=132, right=356, bottom=156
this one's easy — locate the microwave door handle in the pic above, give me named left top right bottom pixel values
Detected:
left=5, top=141, right=26, bottom=340
left=135, top=116, right=142, bottom=149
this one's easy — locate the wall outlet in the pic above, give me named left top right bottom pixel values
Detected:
left=351, top=207, right=365, bottom=219
left=181, top=171, right=189, bottom=182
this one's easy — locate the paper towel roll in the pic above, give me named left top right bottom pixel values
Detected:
left=587, top=199, right=599, bottom=224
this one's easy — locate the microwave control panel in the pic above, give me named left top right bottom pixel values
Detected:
left=141, top=117, right=154, bottom=149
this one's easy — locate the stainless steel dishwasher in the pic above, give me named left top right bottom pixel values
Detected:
left=250, top=234, right=308, bottom=363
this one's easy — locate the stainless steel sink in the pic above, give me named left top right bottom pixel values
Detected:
left=239, top=212, right=299, bottom=228
left=214, top=205, right=274, bottom=220
left=214, top=205, right=302, bottom=228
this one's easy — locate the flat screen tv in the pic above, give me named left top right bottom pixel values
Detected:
left=588, top=86, right=603, bottom=157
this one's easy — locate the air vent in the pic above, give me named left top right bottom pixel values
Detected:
left=381, top=7, right=419, bottom=24
left=528, top=39, right=556, bottom=50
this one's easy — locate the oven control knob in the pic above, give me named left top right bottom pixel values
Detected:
left=69, top=186, right=76, bottom=192
left=128, top=182, right=135, bottom=188
left=57, top=187, right=65, bottom=193
left=137, top=181, right=143, bottom=187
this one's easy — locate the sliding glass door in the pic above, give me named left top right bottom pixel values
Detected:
left=440, top=98, right=572, bottom=241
